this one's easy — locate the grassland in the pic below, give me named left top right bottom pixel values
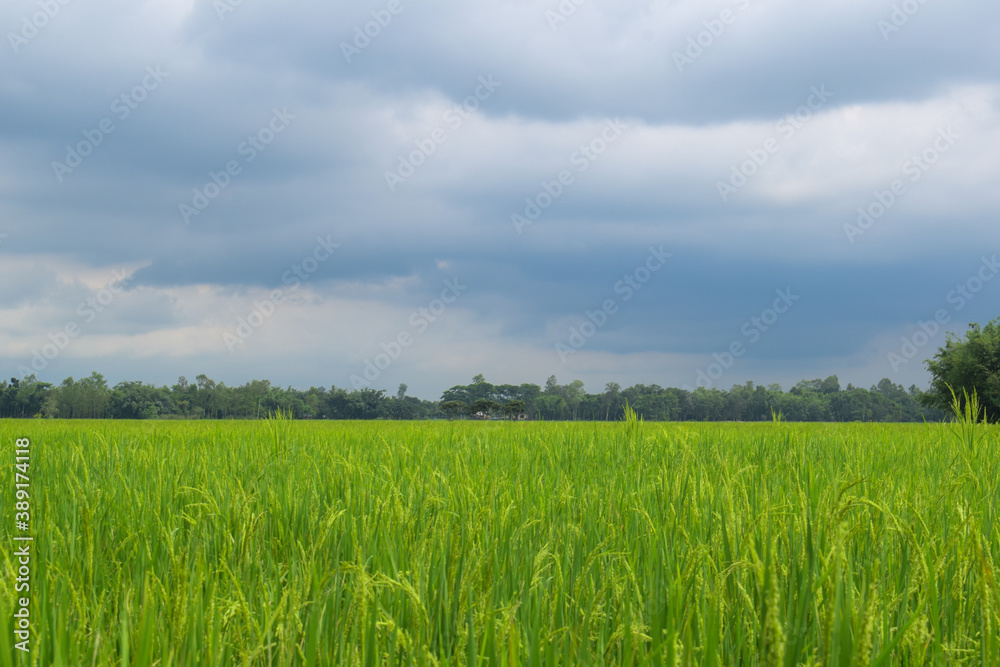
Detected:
left=1, top=417, right=998, bottom=666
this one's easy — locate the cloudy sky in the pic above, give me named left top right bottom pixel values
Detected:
left=1, top=0, right=998, bottom=399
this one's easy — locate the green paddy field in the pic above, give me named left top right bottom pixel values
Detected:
left=2, top=418, right=998, bottom=666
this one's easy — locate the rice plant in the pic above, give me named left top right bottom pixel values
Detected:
left=0, top=418, right=997, bottom=665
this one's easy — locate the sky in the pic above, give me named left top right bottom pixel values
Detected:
left=1, top=0, right=998, bottom=400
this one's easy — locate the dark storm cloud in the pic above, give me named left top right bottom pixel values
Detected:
left=181, top=0, right=1000, bottom=123
left=1, top=0, right=998, bottom=395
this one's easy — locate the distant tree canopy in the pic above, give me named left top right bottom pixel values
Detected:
left=0, top=375, right=51, bottom=418
left=922, top=317, right=1000, bottom=422
left=439, top=401, right=467, bottom=420
left=437, top=374, right=939, bottom=422
left=0, top=375, right=444, bottom=421
left=0, top=372, right=944, bottom=422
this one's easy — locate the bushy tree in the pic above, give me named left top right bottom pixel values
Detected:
left=468, top=399, right=501, bottom=419
left=110, top=382, right=174, bottom=419
left=922, top=318, right=1000, bottom=421
left=503, top=400, right=526, bottom=419
left=440, top=400, right=467, bottom=420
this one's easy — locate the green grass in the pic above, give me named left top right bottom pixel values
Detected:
left=1, top=418, right=998, bottom=665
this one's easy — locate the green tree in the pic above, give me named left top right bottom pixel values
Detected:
left=110, top=382, right=173, bottom=419
left=922, top=318, right=1000, bottom=421
left=820, top=375, right=841, bottom=394
left=1, top=376, right=52, bottom=418
left=602, top=382, right=622, bottom=421
left=440, top=400, right=467, bottom=420
left=56, top=372, right=110, bottom=418
left=440, top=385, right=472, bottom=404
left=468, top=375, right=496, bottom=402
left=468, top=399, right=501, bottom=419
left=565, top=379, right=585, bottom=419
left=503, top=399, right=526, bottom=419
left=536, top=394, right=568, bottom=420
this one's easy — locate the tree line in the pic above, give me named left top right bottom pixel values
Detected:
left=4, top=316, right=996, bottom=421
left=441, top=374, right=946, bottom=422
left=0, top=372, right=945, bottom=422
left=0, top=374, right=438, bottom=420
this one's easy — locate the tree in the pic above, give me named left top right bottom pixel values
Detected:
left=440, top=400, right=467, bottom=420
left=56, top=373, right=110, bottom=418
left=922, top=318, right=1000, bottom=421
left=517, top=383, right=542, bottom=414
left=536, top=394, right=568, bottom=420
left=346, top=388, right=387, bottom=419
left=467, top=375, right=496, bottom=402
left=468, top=399, right=501, bottom=419
left=110, top=382, right=173, bottom=419
left=193, top=374, right=221, bottom=418
left=820, top=375, right=841, bottom=394
left=441, top=385, right=472, bottom=404
left=503, top=400, right=526, bottom=419
left=1, top=376, right=52, bottom=418
left=565, top=380, right=585, bottom=419
left=396, top=383, right=408, bottom=400
left=602, top=382, right=622, bottom=420
left=387, top=395, right=418, bottom=420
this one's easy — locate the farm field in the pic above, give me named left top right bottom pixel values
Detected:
left=1, top=418, right=998, bottom=666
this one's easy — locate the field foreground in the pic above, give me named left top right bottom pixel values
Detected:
left=1, top=419, right=999, bottom=666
